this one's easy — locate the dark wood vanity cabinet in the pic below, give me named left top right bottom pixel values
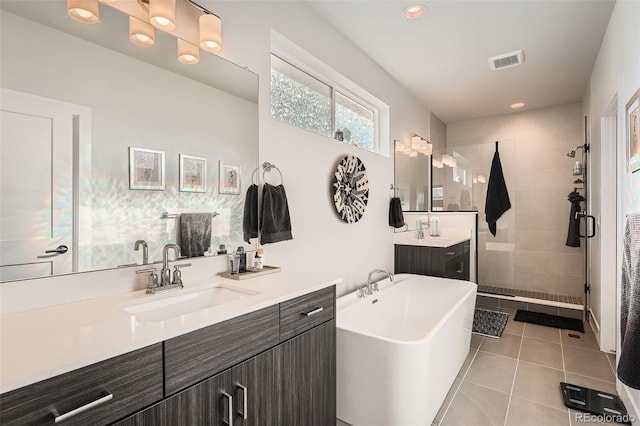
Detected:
left=0, top=345, right=163, bottom=426
left=395, top=240, right=470, bottom=281
left=114, top=285, right=336, bottom=426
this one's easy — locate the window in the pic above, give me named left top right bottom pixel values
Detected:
left=270, top=53, right=381, bottom=154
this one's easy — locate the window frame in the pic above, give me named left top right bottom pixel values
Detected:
left=270, top=42, right=386, bottom=155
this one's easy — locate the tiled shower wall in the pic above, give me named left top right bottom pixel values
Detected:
left=446, top=103, right=585, bottom=297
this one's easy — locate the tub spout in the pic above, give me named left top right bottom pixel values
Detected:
left=367, top=269, right=394, bottom=295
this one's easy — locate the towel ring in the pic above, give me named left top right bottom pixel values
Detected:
left=262, top=161, right=283, bottom=185
left=250, top=168, right=259, bottom=186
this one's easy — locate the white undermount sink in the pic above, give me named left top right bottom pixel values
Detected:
left=118, top=284, right=259, bottom=322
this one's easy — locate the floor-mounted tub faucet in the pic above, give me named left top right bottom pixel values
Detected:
left=366, top=269, right=394, bottom=295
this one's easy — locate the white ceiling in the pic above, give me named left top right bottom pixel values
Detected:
left=309, top=0, right=615, bottom=124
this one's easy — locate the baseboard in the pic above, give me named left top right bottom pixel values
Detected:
left=618, top=382, right=640, bottom=425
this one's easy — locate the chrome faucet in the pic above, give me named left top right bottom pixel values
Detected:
left=416, top=214, right=431, bottom=240
left=134, top=240, right=149, bottom=265
left=136, top=244, right=190, bottom=294
left=161, top=244, right=181, bottom=286
left=366, top=269, right=394, bottom=295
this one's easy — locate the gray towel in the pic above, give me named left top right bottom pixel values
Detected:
left=485, top=142, right=511, bottom=237
left=179, top=213, right=212, bottom=258
left=260, top=183, right=292, bottom=244
left=618, top=213, right=640, bottom=389
left=243, top=184, right=259, bottom=243
left=389, top=197, right=405, bottom=228
left=566, top=190, right=585, bottom=247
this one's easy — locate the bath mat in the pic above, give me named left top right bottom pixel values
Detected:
left=514, top=310, right=584, bottom=333
left=472, top=309, right=509, bottom=338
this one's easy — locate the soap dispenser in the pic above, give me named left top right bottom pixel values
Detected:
left=430, top=217, right=440, bottom=237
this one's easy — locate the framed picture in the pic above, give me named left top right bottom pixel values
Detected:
left=129, top=147, right=165, bottom=190
left=627, top=88, right=640, bottom=173
left=219, top=161, right=241, bottom=195
left=179, top=154, right=207, bottom=193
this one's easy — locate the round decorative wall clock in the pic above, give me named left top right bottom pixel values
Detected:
left=332, top=155, right=369, bottom=223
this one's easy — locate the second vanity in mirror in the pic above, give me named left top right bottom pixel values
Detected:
left=0, top=1, right=259, bottom=283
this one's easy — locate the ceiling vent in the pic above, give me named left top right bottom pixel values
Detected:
left=489, top=50, right=525, bottom=71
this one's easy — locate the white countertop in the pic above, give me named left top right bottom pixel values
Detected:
left=0, top=270, right=341, bottom=394
left=393, top=229, right=472, bottom=248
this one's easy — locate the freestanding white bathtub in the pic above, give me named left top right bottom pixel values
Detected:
left=336, top=273, right=477, bottom=426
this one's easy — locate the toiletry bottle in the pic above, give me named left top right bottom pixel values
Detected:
left=573, top=161, right=583, bottom=175
left=236, top=246, right=247, bottom=273
left=253, top=251, right=263, bottom=271
left=257, top=248, right=264, bottom=267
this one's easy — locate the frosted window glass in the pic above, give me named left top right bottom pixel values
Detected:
left=270, top=55, right=331, bottom=137
left=335, top=91, right=375, bottom=152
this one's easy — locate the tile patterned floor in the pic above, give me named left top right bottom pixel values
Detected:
left=433, top=305, right=618, bottom=426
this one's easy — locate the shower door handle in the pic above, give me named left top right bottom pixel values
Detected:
left=579, top=215, right=596, bottom=238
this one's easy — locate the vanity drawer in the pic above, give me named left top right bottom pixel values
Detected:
left=0, top=344, right=162, bottom=426
left=280, top=286, right=335, bottom=341
left=164, top=305, right=280, bottom=395
left=440, top=241, right=470, bottom=259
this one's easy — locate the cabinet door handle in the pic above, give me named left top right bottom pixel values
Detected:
left=302, top=307, right=323, bottom=316
left=222, top=392, right=233, bottom=426
left=456, top=263, right=464, bottom=274
left=446, top=251, right=456, bottom=256
left=237, top=384, right=248, bottom=420
left=53, top=392, right=113, bottom=423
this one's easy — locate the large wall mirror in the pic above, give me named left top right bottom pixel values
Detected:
left=0, top=1, right=259, bottom=282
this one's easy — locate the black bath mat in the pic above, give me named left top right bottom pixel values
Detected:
left=514, top=310, right=584, bottom=332
left=472, top=309, right=509, bottom=338
left=560, top=382, right=631, bottom=424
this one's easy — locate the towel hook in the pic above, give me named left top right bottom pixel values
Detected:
left=262, top=161, right=283, bottom=185
left=390, top=184, right=399, bottom=197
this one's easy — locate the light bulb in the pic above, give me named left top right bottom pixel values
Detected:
left=149, top=0, right=176, bottom=30
left=178, top=39, right=200, bottom=64
left=129, top=17, right=155, bottom=47
left=67, top=0, right=99, bottom=24
left=200, top=14, right=223, bottom=53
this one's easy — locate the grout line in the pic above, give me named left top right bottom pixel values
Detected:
left=559, top=326, right=573, bottom=426
left=436, top=346, right=480, bottom=426
left=503, top=322, right=526, bottom=426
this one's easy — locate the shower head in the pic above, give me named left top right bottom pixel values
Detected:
left=566, top=145, right=584, bottom=158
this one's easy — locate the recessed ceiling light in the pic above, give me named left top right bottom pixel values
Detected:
left=404, top=5, right=426, bottom=19
left=511, top=102, right=525, bottom=109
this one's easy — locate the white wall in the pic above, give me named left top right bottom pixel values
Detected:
left=588, top=0, right=640, bottom=420
left=207, top=1, right=431, bottom=296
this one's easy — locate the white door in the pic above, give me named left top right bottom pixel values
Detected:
left=0, top=88, right=83, bottom=281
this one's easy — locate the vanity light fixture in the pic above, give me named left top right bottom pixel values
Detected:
left=67, top=0, right=224, bottom=65
left=411, top=135, right=422, bottom=150
left=395, top=141, right=406, bottom=152
left=441, top=154, right=452, bottom=166
left=473, top=178, right=478, bottom=184
left=129, top=16, right=155, bottom=46
left=477, top=174, right=487, bottom=183
left=510, top=102, right=525, bottom=109
left=67, top=0, right=100, bottom=24
left=403, top=4, right=426, bottom=19
left=432, top=158, right=443, bottom=168
left=178, top=38, right=200, bottom=64
left=199, top=13, right=222, bottom=53
left=409, top=151, right=418, bottom=157
left=149, top=0, right=176, bottom=30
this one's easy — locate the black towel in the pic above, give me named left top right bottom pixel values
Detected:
left=565, top=190, right=585, bottom=247
left=485, top=142, right=511, bottom=237
left=260, top=183, right=292, bottom=244
left=179, top=213, right=212, bottom=257
left=617, top=213, right=640, bottom=389
left=389, top=197, right=405, bottom=228
left=243, top=184, right=259, bottom=243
